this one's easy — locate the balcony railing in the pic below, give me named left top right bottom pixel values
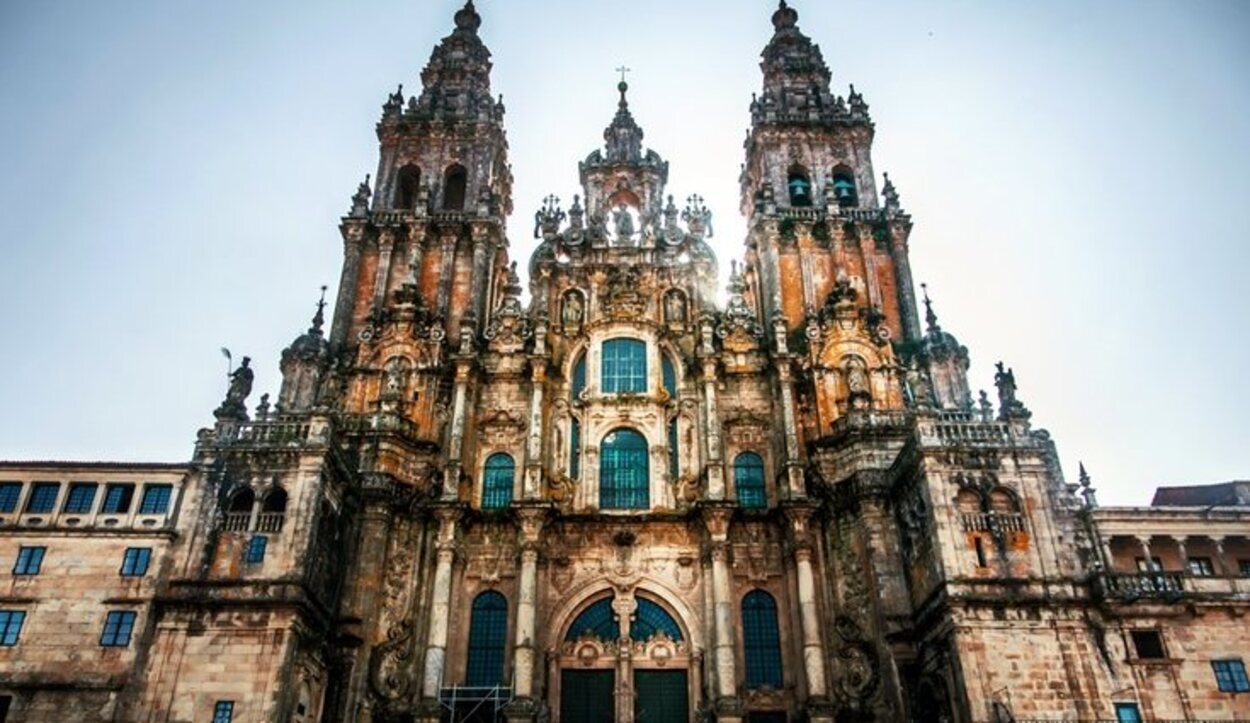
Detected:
left=222, top=512, right=251, bottom=532
left=960, top=511, right=1027, bottom=534
left=1096, top=571, right=1250, bottom=602
left=255, top=512, right=285, bottom=533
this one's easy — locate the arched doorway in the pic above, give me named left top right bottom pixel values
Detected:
left=554, top=591, right=696, bottom=723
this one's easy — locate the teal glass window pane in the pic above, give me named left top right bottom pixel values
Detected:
left=25, top=483, right=59, bottom=513
left=14, top=546, right=45, bottom=575
left=1114, top=703, right=1141, bottom=723
left=667, top=419, right=679, bottom=479
left=246, top=536, right=268, bottom=564
left=600, top=428, right=649, bottom=509
left=572, top=354, right=586, bottom=399
left=1213, top=659, right=1250, bottom=692
left=121, top=547, right=152, bottom=576
left=100, top=610, right=137, bottom=646
left=742, top=590, right=783, bottom=689
left=212, top=701, right=234, bottom=723
left=661, top=355, right=676, bottom=398
left=602, top=339, right=647, bottom=394
left=0, top=610, right=26, bottom=646
left=466, top=591, right=508, bottom=686
left=138, top=484, right=172, bottom=514
left=63, top=483, right=98, bottom=514
left=482, top=454, right=514, bottom=509
left=102, top=484, right=134, bottom=513
left=632, top=598, right=683, bottom=641
left=565, top=598, right=619, bottom=642
left=0, top=483, right=22, bottom=513
left=570, top=419, right=581, bottom=480
left=735, top=453, right=767, bottom=508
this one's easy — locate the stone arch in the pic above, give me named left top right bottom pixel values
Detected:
left=831, top=163, right=858, bottom=208
left=543, top=576, right=705, bottom=653
left=988, top=486, right=1020, bottom=513
left=393, top=163, right=421, bottom=210
left=442, top=163, right=468, bottom=210
left=787, top=164, right=813, bottom=207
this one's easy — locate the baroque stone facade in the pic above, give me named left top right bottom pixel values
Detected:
left=0, top=3, right=1248, bottom=722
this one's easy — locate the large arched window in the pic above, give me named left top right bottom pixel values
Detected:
left=443, top=164, right=467, bottom=210
left=394, top=164, right=421, bottom=210
left=661, top=354, right=677, bottom=398
left=600, top=428, right=649, bottom=509
left=787, top=168, right=813, bottom=207
left=482, top=453, right=514, bottom=510
left=259, top=488, right=288, bottom=532
left=742, top=590, right=783, bottom=689
left=832, top=169, right=858, bottom=208
left=632, top=598, right=683, bottom=641
left=601, top=339, right=646, bottom=394
left=734, top=452, right=767, bottom=509
left=565, top=597, right=619, bottom=641
left=466, top=591, right=508, bottom=686
left=571, top=352, right=586, bottom=399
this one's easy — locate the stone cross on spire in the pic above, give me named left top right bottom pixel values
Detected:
left=616, top=65, right=632, bottom=84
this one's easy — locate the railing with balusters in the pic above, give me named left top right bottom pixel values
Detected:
left=959, top=511, right=1028, bottom=533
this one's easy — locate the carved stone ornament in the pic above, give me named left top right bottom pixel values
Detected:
left=601, top=265, right=648, bottom=319
left=716, top=261, right=762, bottom=352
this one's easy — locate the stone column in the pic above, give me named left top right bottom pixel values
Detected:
left=770, top=328, right=805, bottom=500
left=785, top=505, right=831, bottom=719
left=443, top=358, right=474, bottom=501
left=330, top=224, right=365, bottom=347
left=701, top=505, right=742, bottom=722
left=614, top=593, right=638, bottom=723
left=889, top=231, right=923, bottom=341
left=511, top=507, right=548, bottom=706
left=699, top=321, right=726, bottom=499
left=421, top=507, right=461, bottom=702
left=1211, top=536, right=1229, bottom=576
left=522, top=361, right=547, bottom=501
left=371, top=230, right=397, bottom=315
left=1175, top=535, right=1190, bottom=573
left=468, top=227, right=493, bottom=328
left=1136, top=536, right=1154, bottom=567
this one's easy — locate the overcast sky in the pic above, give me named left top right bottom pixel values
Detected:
left=1, top=1, right=1246, bottom=505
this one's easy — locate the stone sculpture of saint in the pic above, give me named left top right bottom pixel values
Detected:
left=226, top=357, right=254, bottom=407
left=613, top=204, right=635, bottom=241
left=666, top=291, right=686, bottom=324
left=847, top=360, right=869, bottom=395
left=563, top=292, right=583, bottom=329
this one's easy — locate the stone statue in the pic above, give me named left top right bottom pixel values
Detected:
left=847, top=360, right=869, bottom=395
left=665, top=291, right=686, bottom=324
left=215, top=356, right=254, bottom=420
left=563, top=292, right=584, bottom=330
left=613, top=204, right=635, bottom=241
left=383, top=357, right=408, bottom=398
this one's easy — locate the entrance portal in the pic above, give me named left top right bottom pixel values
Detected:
left=634, top=670, right=689, bottom=723
left=560, top=669, right=614, bottom=723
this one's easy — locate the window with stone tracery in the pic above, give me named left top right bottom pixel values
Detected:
left=600, top=428, right=648, bottom=509
left=742, top=590, right=783, bottom=689
left=466, top=591, right=508, bottom=686
left=734, top=452, right=766, bottom=509
left=482, top=453, right=514, bottom=510
left=601, top=339, right=646, bottom=394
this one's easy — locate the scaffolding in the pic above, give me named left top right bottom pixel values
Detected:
left=438, top=684, right=513, bottom=723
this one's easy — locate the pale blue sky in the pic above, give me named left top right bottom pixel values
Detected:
left=1, top=1, right=1246, bottom=504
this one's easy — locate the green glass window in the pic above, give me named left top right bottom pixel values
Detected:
left=570, top=418, right=581, bottom=480
left=602, top=339, right=646, bottom=394
left=466, top=591, right=508, bottom=687
left=1213, top=659, right=1250, bottom=693
left=25, top=482, right=59, bottom=514
left=631, top=599, right=683, bottom=641
left=600, top=428, right=649, bottom=509
left=0, top=483, right=22, bottom=513
left=572, top=353, right=586, bottom=399
left=661, top=355, right=676, bottom=398
left=63, top=483, right=98, bottom=514
left=138, top=484, right=172, bottom=514
left=482, top=454, right=514, bottom=510
left=565, top=598, right=619, bottom=642
left=735, top=453, right=767, bottom=508
left=742, top=590, right=783, bottom=689
left=667, top=419, right=679, bottom=479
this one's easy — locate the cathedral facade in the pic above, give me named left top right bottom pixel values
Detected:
left=1, top=3, right=1248, bottom=723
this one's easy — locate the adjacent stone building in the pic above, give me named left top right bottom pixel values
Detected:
left=0, top=3, right=1247, bottom=722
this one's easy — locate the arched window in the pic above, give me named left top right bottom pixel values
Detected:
left=600, top=428, right=649, bottom=509
left=466, top=591, right=508, bottom=686
left=565, top=597, right=619, bottom=642
left=667, top=418, right=679, bottom=479
left=482, top=454, right=514, bottom=510
left=571, top=352, right=586, bottom=399
left=259, top=488, right=288, bottom=532
left=225, top=488, right=254, bottom=532
left=734, top=452, right=767, bottom=509
left=955, top=489, right=982, bottom=514
left=787, top=169, right=813, bottom=207
left=394, top=164, right=421, bottom=210
left=832, top=169, right=858, bottom=208
left=661, top=354, right=676, bottom=398
left=443, top=164, right=467, bottom=210
left=601, top=339, right=646, bottom=394
left=632, top=598, right=684, bottom=641
left=988, top=488, right=1018, bottom=514
left=569, top=418, right=581, bottom=480
left=742, top=590, right=783, bottom=689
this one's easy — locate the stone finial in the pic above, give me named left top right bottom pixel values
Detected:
left=772, top=0, right=799, bottom=31
left=1078, top=462, right=1098, bottom=508
left=977, top=389, right=993, bottom=423
left=453, top=0, right=481, bottom=32
left=921, top=282, right=939, bottom=332
left=255, top=393, right=271, bottom=420
left=311, top=285, right=328, bottom=334
left=350, top=174, right=371, bottom=217
left=882, top=172, right=901, bottom=212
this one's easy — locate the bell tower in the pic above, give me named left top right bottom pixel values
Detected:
left=740, top=1, right=921, bottom=344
